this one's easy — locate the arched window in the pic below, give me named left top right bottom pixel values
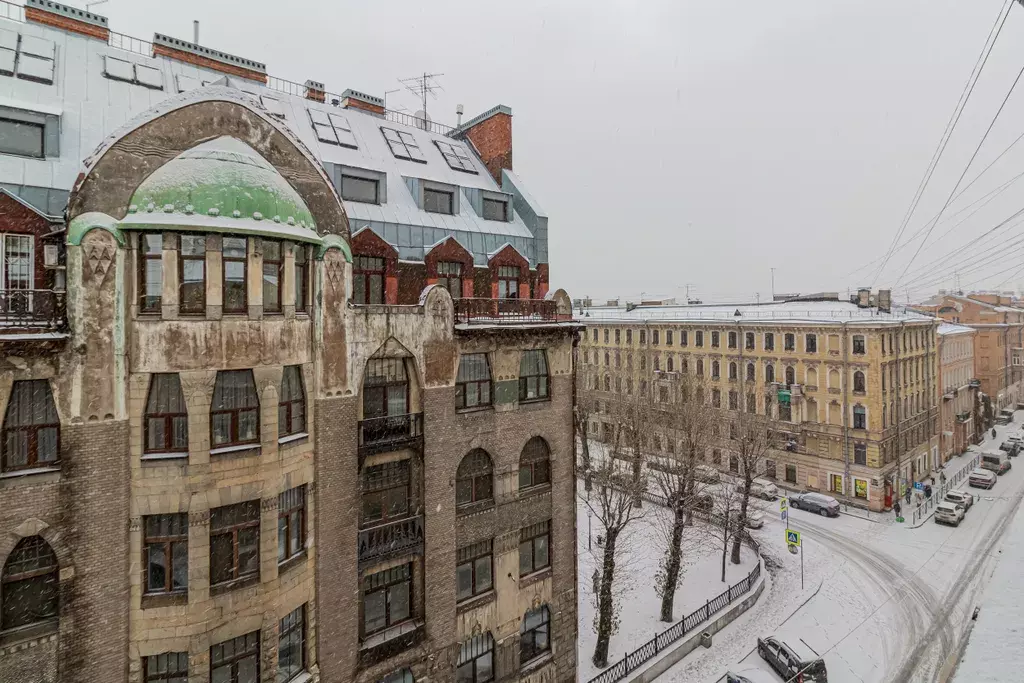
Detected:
left=807, top=367, right=817, bottom=387
left=853, top=404, right=866, bottom=430
left=2, top=380, right=60, bottom=472
left=696, top=360, right=704, bottom=376
left=728, top=331, right=737, bottom=349
left=456, top=450, right=493, bottom=508
left=654, top=355, right=660, bottom=371
left=667, top=357, right=674, bottom=372
left=712, top=360, right=720, bottom=379
left=144, top=374, right=188, bottom=454
left=520, top=437, right=551, bottom=490
left=765, top=364, right=775, bottom=384
left=279, top=365, right=306, bottom=437
left=853, top=371, right=865, bottom=393
left=211, top=370, right=259, bottom=447
left=457, top=632, right=494, bottom=682
left=746, top=363, right=755, bottom=382
left=785, top=366, right=795, bottom=386
left=603, top=375, right=610, bottom=392
left=747, top=393, right=756, bottom=414
left=806, top=398, right=818, bottom=422
left=729, top=362, right=738, bottom=380
left=520, top=605, right=551, bottom=665
left=1, top=536, right=58, bottom=631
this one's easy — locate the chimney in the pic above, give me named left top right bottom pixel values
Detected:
left=340, top=89, right=385, bottom=117
left=857, top=287, right=870, bottom=308
left=304, top=80, right=326, bottom=103
left=878, top=289, right=892, bottom=313
left=152, top=33, right=267, bottom=83
left=25, top=0, right=109, bottom=41
left=456, top=105, right=513, bottom=185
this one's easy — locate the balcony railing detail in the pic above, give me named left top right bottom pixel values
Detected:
left=0, top=289, right=67, bottom=332
left=358, top=413, right=423, bottom=460
left=453, top=298, right=561, bottom=324
left=358, top=515, right=424, bottom=565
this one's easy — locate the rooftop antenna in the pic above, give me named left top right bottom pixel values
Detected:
left=383, top=89, right=401, bottom=112
left=398, top=72, right=444, bottom=125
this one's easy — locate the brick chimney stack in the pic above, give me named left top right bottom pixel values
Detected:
left=340, top=89, right=385, bottom=117
left=305, top=80, right=325, bottom=103
left=457, top=105, right=513, bottom=185
left=25, top=0, right=109, bottom=41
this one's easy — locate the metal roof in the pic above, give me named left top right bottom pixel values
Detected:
left=579, top=300, right=939, bottom=326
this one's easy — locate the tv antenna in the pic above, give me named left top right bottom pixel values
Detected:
left=398, top=72, right=444, bottom=125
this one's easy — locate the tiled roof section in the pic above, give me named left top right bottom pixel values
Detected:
left=581, top=300, right=938, bottom=326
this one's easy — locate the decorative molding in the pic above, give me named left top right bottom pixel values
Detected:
left=128, top=517, right=141, bottom=532
left=261, top=497, right=279, bottom=512
left=189, top=510, right=210, bottom=527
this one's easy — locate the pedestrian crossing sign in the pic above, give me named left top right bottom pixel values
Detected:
left=786, top=530, right=801, bottom=547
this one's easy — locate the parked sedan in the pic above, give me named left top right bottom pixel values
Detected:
left=726, top=671, right=779, bottom=683
left=969, top=468, right=998, bottom=490
left=944, top=490, right=974, bottom=511
left=789, top=492, right=840, bottom=517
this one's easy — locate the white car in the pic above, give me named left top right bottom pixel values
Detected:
left=969, top=468, right=997, bottom=490
left=749, top=478, right=779, bottom=501
left=944, top=490, right=973, bottom=511
left=728, top=506, right=764, bottom=529
left=934, top=501, right=964, bottom=527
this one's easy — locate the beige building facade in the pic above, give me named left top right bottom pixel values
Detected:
left=937, top=323, right=979, bottom=460
left=580, top=292, right=940, bottom=511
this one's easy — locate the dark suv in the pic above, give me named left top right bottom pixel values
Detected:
left=757, top=636, right=828, bottom=682
left=789, top=492, right=840, bottom=517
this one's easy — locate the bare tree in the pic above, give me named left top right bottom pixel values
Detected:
left=606, top=379, right=657, bottom=507
left=582, top=459, right=647, bottom=668
left=711, top=477, right=742, bottom=582
left=576, top=366, right=597, bottom=491
left=730, top=390, right=778, bottom=565
left=648, top=372, right=717, bottom=622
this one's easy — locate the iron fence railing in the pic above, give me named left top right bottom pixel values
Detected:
left=0, top=289, right=66, bottom=330
left=107, top=30, right=153, bottom=57
left=384, top=109, right=456, bottom=136
left=454, top=298, right=560, bottom=324
left=357, top=515, right=424, bottom=565
left=910, top=454, right=981, bottom=524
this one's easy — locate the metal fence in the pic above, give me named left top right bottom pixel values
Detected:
left=910, top=454, right=981, bottom=524
left=585, top=487, right=762, bottom=683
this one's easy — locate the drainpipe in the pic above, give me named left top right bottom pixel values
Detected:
left=894, top=321, right=905, bottom=497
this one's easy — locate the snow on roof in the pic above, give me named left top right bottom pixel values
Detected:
left=938, top=323, right=976, bottom=336
left=580, top=300, right=938, bottom=326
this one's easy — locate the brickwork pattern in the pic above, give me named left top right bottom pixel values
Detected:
left=25, top=7, right=109, bottom=41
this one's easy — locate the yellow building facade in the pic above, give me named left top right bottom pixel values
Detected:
left=580, top=295, right=940, bottom=511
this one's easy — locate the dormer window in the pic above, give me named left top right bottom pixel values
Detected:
left=482, top=198, right=507, bottom=221
left=381, top=127, right=425, bottom=163
left=434, top=140, right=478, bottom=174
left=341, top=175, right=379, bottom=204
left=0, top=118, right=43, bottom=158
left=310, top=109, right=357, bottom=148
left=424, top=188, right=454, bottom=215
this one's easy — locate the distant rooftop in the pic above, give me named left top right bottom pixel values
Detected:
left=938, top=322, right=976, bottom=336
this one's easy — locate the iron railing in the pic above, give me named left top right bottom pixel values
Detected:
left=0, top=289, right=66, bottom=331
left=107, top=30, right=153, bottom=57
left=358, top=515, right=424, bottom=565
left=910, top=454, right=981, bottom=524
left=384, top=109, right=456, bottom=136
left=358, top=413, right=423, bottom=455
left=454, top=298, right=560, bottom=324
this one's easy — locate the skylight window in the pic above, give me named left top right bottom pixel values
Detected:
left=135, top=64, right=163, bottom=90
left=103, top=55, right=162, bottom=89
left=381, top=127, right=426, bottom=163
left=435, top=140, right=478, bottom=174
left=104, top=55, right=134, bottom=82
left=308, top=109, right=357, bottom=149
left=0, top=31, right=56, bottom=84
left=260, top=95, right=286, bottom=119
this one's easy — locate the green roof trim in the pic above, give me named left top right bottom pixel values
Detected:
left=317, top=233, right=352, bottom=262
left=67, top=211, right=125, bottom=246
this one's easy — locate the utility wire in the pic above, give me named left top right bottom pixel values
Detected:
left=870, top=0, right=1014, bottom=286
left=895, top=47, right=1024, bottom=287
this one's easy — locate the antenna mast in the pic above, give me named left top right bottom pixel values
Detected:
left=397, top=72, right=444, bottom=120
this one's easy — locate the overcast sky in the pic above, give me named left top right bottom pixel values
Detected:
left=98, top=0, right=1024, bottom=304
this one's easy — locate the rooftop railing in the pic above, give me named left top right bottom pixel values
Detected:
left=107, top=30, right=152, bottom=57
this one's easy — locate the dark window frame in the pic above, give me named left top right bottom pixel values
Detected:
left=278, top=486, right=306, bottom=564
left=353, top=255, right=386, bottom=305
left=144, top=373, right=188, bottom=454
left=143, top=513, right=188, bottom=596
left=519, top=349, right=550, bottom=402
left=853, top=405, right=867, bottom=430
left=456, top=539, right=493, bottom=602
left=139, top=233, right=163, bottom=314
left=278, top=605, right=306, bottom=683
left=210, top=370, right=260, bottom=448
left=497, top=265, right=519, bottom=300
left=785, top=464, right=797, bottom=483
left=340, top=174, right=380, bottom=204
left=178, top=234, right=206, bottom=316
left=2, top=380, right=60, bottom=472
left=0, top=116, right=44, bottom=159
left=519, top=520, right=550, bottom=576
left=437, top=261, right=464, bottom=299
left=262, top=240, right=283, bottom=314
left=0, top=535, right=59, bottom=631
left=520, top=606, right=551, bottom=665
left=210, top=631, right=260, bottom=683
left=362, top=358, right=409, bottom=419
left=806, top=334, right=817, bottom=352
left=294, top=245, right=309, bottom=313
left=519, top=437, right=551, bottom=490
left=222, top=236, right=248, bottom=315
left=784, top=333, right=795, bottom=351
left=764, top=333, right=775, bottom=351
left=209, top=501, right=261, bottom=587
left=456, top=353, right=492, bottom=410
left=423, top=188, right=455, bottom=215
left=278, top=366, right=306, bottom=438
left=362, top=563, right=414, bottom=637
left=457, top=633, right=494, bottom=683
left=481, top=197, right=507, bottom=221
left=456, top=450, right=494, bottom=509
left=362, top=460, right=411, bottom=525
left=853, top=335, right=866, bottom=355
left=144, top=652, right=189, bottom=683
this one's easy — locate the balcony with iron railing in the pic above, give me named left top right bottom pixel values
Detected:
left=357, top=515, right=424, bottom=567
left=357, top=413, right=423, bottom=462
left=454, top=298, right=566, bottom=325
left=0, top=289, right=67, bottom=336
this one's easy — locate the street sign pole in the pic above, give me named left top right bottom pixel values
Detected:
left=801, top=538, right=804, bottom=590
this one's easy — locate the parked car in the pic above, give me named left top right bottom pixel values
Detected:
left=692, top=492, right=714, bottom=513
left=981, top=451, right=1012, bottom=475
left=695, top=465, right=721, bottom=484
left=726, top=671, right=778, bottom=683
left=728, top=506, right=765, bottom=529
left=944, top=490, right=974, bottom=511
left=1000, top=408, right=1015, bottom=423
left=750, top=478, right=779, bottom=501
left=969, top=468, right=998, bottom=490
left=789, top=492, right=840, bottom=517
left=757, top=636, right=828, bottom=682
left=934, top=501, right=964, bottom=527
left=1007, top=433, right=1023, bottom=444
left=999, top=441, right=1020, bottom=457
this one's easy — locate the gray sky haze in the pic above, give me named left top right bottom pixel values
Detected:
left=99, top=0, right=1024, bottom=304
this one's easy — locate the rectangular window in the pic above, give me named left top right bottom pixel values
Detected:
left=603, top=329, right=609, bottom=344
left=765, top=460, right=777, bottom=479
left=728, top=331, right=737, bottom=349
left=729, top=391, right=738, bottom=410
left=144, top=514, right=188, bottom=595
left=785, top=333, right=795, bottom=351
left=806, top=334, right=817, bottom=353
left=381, top=127, right=425, bottom=162
left=680, top=330, right=688, bottom=347
left=0, top=117, right=44, bottom=158
left=222, top=237, right=248, bottom=314
left=457, top=634, right=494, bottom=683
left=497, top=265, right=519, bottom=299
left=519, top=520, right=550, bottom=576
left=666, top=330, right=673, bottom=346
left=437, top=261, right=463, bottom=298
left=746, top=332, right=755, bottom=350
left=711, top=331, right=720, bottom=348
left=362, top=460, right=411, bottom=524
left=424, top=188, right=454, bottom=215
left=456, top=539, right=493, bottom=602
left=210, top=632, right=259, bottom=683
left=712, top=389, right=721, bottom=408
left=362, top=358, right=409, bottom=419
left=210, top=501, right=260, bottom=586
left=262, top=240, right=283, bottom=313
left=279, top=366, right=306, bottom=437
left=695, top=331, right=704, bottom=347
left=456, top=353, right=492, bottom=409
left=353, top=255, right=385, bottom=305
left=520, top=606, right=551, bottom=665
left=278, top=606, right=306, bottom=683
left=615, top=329, right=621, bottom=344
left=764, top=333, right=775, bottom=351
left=785, top=464, right=797, bottom=483
left=144, top=653, right=188, bottom=683
left=294, top=246, right=308, bottom=313
left=178, top=235, right=206, bottom=315
left=854, top=443, right=867, bottom=466
left=0, top=233, right=32, bottom=294
left=640, top=330, right=646, bottom=344
left=519, top=350, right=550, bottom=401
left=626, top=329, right=633, bottom=344
left=363, top=563, right=413, bottom=636
left=278, top=486, right=306, bottom=564
left=652, top=330, right=660, bottom=345
left=139, top=233, right=163, bottom=313
left=341, top=175, right=379, bottom=204
left=482, top=198, right=507, bottom=221
left=310, top=109, right=358, bottom=148
left=853, top=335, right=866, bottom=355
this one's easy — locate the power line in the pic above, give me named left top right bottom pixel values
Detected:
left=870, top=0, right=1014, bottom=286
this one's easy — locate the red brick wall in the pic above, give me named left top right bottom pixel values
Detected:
left=487, top=245, right=530, bottom=299
left=153, top=44, right=268, bottom=83
left=0, top=193, right=54, bottom=290
left=463, top=113, right=512, bottom=185
left=395, top=261, right=426, bottom=305
left=343, top=99, right=385, bottom=116
left=351, top=230, right=399, bottom=304
left=25, top=8, right=109, bottom=41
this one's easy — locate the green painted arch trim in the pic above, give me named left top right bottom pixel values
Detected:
left=317, top=233, right=352, bottom=262
left=67, top=211, right=125, bottom=246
